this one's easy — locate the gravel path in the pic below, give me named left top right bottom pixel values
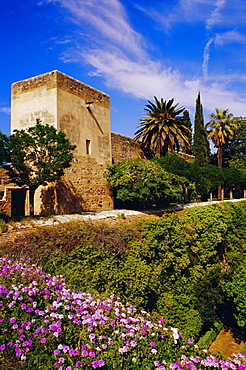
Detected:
left=2, top=197, right=246, bottom=232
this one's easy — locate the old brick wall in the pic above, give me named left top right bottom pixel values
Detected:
left=111, top=132, right=143, bottom=163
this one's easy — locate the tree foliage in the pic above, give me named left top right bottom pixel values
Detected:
left=182, top=109, right=193, bottom=154
left=5, top=119, right=76, bottom=216
left=0, top=130, right=10, bottom=166
left=3, top=202, right=246, bottom=338
left=155, top=154, right=225, bottom=201
left=193, top=92, right=210, bottom=166
left=107, top=158, right=191, bottom=208
left=227, top=117, right=246, bottom=172
left=134, top=97, right=190, bottom=157
left=206, top=108, right=238, bottom=168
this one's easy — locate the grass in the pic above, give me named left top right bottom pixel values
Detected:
left=0, top=219, right=6, bottom=233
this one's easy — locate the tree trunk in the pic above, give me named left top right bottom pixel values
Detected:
left=221, top=187, right=224, bottom=201
left=217, top=146, right=223, bottom=199
left=29, top=187, right=37, bottom=218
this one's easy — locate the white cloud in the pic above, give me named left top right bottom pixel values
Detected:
left=46, top=0, right=246, bottom=120
left=206, top=0, right=226, bottom=30
left=202, top=38, right=214, bottom=80
left=0, top=107, right=11, bottom=115
left=214, top=30, right=246, bottom=46
left=81, top=48, right=246, bottom=120
left=49, top=0, right=146, bottom=59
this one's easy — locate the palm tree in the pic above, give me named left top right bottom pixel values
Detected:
left=205, top=108, right=238, bottom=199
left=134, top=97, right=190, bottom=157
left=205, top=108, right=238, bottom=168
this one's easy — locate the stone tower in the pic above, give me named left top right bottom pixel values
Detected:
left=11, top=70, right=113, bottom=214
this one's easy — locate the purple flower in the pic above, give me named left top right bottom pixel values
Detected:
left=150, top=342, right=155, bottom=347
left=0, top=344, right=6, bottom=351
left=15, top=348, right=22, bottom=356
left=63, top=345, right=70, bottom=353
left=10, top=317, right=16, bottom=324
left=92, top=361, right=100, bottom=368
left=40, top=338, right=47, bottom=344
left=54, top=349, right=61, bottom=355
left=69, top=349, right=79, bottom=356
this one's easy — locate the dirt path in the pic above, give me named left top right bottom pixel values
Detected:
left=0, top=213, right=156, bottom=246
left=209, top=328, right=245, bottom=357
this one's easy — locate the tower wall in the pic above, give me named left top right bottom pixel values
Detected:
left=11, top=71, right=113, bottom=214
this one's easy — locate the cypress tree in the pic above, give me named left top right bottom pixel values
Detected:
left=193, top=92, right=210, bottom=166
left=182, top=109, right=193, bottom=154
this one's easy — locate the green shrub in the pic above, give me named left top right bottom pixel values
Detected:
left=0, top=219, right=6, bottom=233
left=1, top=202, right=246, bottom=338
left=107, top=158, right=189, bottom=208
left=197, top=321, right=223, bottom=348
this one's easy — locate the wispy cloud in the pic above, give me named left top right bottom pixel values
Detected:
left=0, top=107, right=11, bottom=115
left=214, top=30, right=246, bottom=46
left=49, top=0, right=146, bottom=59
left=202, top=38, right=213, bottom=80
left=45, top=0, right=246, bottom=119
left=206, top=0, right=226, bottom=30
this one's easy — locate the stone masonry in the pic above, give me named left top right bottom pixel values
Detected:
left=2, top=70, right=142, bottom=216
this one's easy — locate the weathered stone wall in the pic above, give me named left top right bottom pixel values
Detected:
left=11, top=71, right=113, bottom=214
left=111, top=132, right=143, bottom=163
left=35, top=156, right=113, bottom=214
left=0, top=169, right=9, bottom=196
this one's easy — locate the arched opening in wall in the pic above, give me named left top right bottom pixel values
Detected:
left=11, top=189, right=27, bottom=218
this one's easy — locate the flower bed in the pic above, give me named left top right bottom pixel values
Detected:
left=0, top=257, right=245, bottom=370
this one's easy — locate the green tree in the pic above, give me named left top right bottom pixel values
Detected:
left=134, top=97, right=190, bottom=157
left=206, top=108, right=238, bottom=169
left=182, top=109, right=193, bottom=154
left=193, top=92, right=210, bottom=166
left=0, top=130, right=10, bottom=166
left=225, top=259, right=246, bottom=327
left=200, top=165, right=224, bottom=200
left=5, top=119, right=76, bottom=217
left=206, top=109, right=238, bottom=199
left=228, top=117, right=246, bottom=171
left=107, top=158, right=187, bottom=208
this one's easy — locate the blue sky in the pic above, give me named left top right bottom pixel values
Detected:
left=1, top=0, right=246, bottom=139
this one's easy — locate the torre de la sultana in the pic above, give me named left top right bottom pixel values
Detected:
left=0, top=71, right=142, bottom=217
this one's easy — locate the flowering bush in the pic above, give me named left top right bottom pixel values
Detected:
left=0, top=257, right=246, bottom=370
